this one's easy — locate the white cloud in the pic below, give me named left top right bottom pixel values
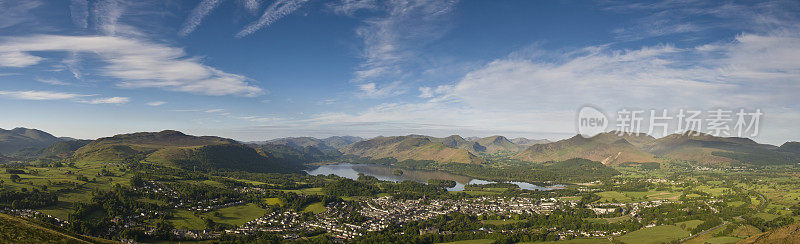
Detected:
left=348, top=0, right=458, bottom=82
left=62, top=52, right=83, bottom=80
left=281, top=31, right=800, bottom=145
left=358, top=81, right=405, bottom=98
left=146, top=101, right=166, bottom=106
left=243, top=0, right=261, bottom=14
left=179, top=0, right=224, bottom=36
left=82, top=96, right=130, bottom=104
left=418, top=85, right=452, bottom=98
left=35, top=77, right=70, bottom=86
left=236, top=0, right=310, bottom=38
left=69, top=0, right=89, bottom=28
left=205, top=109, right=225, bottom=113
left=0, top=35, right=263, bottom=97
left=0, top=52, right=43, bottom=67
left=328, top=0, right=377, bottom=15
left=0, top=90, right=89, bottom=100
left=0, top=0, right=42, bottom=29
left=92, top=0, right=124, bottom=35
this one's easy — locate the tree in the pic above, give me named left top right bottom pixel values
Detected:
left=9, top=174, right=20, bottom=183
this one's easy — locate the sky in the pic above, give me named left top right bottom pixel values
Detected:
left=0, top=0, right=799, bottom=145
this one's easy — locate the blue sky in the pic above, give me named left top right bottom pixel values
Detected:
left=1, top=0, right=799, bottom=145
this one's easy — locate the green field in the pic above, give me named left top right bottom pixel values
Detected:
left=676, top=219, right=704, bottom=231
left=263, top=197, right=283, bottom=206
left=618, top=225, right=690, bottom=244
left=439, top=239, right=495, bottom=244
left=169, top=204, right=267, bottom=230
left=302, top=202, right=326, bottom=214
left=596, top=190, right=681, bottom=203
left=519, top=238, right=611, bottom=244
left=481, top=219, right=522, bottom=225
left=585, top=216, right=631, bottom=224
left=0, top=213, right=116, bottom=244
left=281, top=187, right=323, bottom=195
left=206, top=203, right=267, bottom=226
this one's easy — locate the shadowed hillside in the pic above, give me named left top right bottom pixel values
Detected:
left=70, top=130, right=303, bottom=173
left=475, top=135, right=525, bottom=153
left=0, top=127, right=61, bottom=154
left=646, top=132, right=800, bottom=166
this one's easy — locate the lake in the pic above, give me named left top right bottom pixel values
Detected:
left=305, top=163, right=559, bottom=191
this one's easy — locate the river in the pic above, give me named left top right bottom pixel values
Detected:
left=305, top=163, right=560, bottom=191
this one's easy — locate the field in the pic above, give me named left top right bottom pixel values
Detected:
left=281, top=187, right=323, bottom=195
left=617, top=225, right=689, bottom=244
left=206, top=203, right=267, bottom=226
left=169, top=204, right=267, bottom=230
left=439, top=239, right=495, bottom=244
left=302, top=202, right=326, bottom=214
left=519, top=238, right=611, bottom=244
left=595, top=190, right=681, bottom=203
left=263, top=197, right=283, bottom=206
left=585, top=216, right=631, bottom=224
left=676, top=219, right=704, bottom=230
left=481, top=219, right=522, bottom=225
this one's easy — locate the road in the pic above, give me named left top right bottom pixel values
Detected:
left=679, top=221, right=728, bottom=243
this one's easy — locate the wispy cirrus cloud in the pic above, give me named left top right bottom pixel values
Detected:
left=236, top=0, right=310, bottom=38
left=243, top=0, right=262, bottom=14
left=35, top=77, right=71, bottom=86
left=81, top=96, right=130, bottom=104
left=178, top=0, right=306, bottom=38
left=0, top=51, right=43, bottom=67
left=92, top=0, right=125, bottom=35
left=179, top=0, right=224, bottom=36
left=282, top=30, right=800, bottom=144
left=0, top=0, right=42, bottom=29
left=603, top=0, right=800, bottom=41
left=0, top=90, right=89, bottom=100
left=69, top=0, right=89, bottom=28
left=0, top=90, right=129, bottom=105
left=357, top=81, right=405, bottom=98
left=329, top=0, right=459, bottom=98
left=146, top=101, right=166, bottom=106
left=0, top=35, right=264, bottom=97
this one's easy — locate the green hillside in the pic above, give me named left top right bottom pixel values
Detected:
left=148, top=144, right=302, bottom=173
left=513, top=132, right=656, bottom=165
left=67, top=130, right=303, bottom=173
left=342, top=136, right=484, bottom=164
left=646, top=132, right=800, bottom=166
left=0, top=213, right=116, bottom=244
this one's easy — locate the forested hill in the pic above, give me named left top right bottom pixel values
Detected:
left=76, top=130, right=304, bottom=173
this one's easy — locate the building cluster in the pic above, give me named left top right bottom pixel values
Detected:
left=226, top=196, right=577, bottom=240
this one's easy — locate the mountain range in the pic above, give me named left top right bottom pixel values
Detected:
left=0, top=128, right=61, bottom=154
left=1, top=127, right=798, bottom=170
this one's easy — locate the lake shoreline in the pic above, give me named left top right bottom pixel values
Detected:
left=305, top=162, right=565, bottom=192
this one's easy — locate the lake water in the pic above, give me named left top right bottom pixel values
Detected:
left=305, top=163, right=559, bottom=191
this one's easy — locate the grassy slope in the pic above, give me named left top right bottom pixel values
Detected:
left=739, top=222, right=800, bottom=244
left=617, top=225, right=689, bottom=244
left=342, top=136, right=484, bottom=164
left=0, top=213, right=117, bottom=244
left=514, top=133, right=656, bottom=165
